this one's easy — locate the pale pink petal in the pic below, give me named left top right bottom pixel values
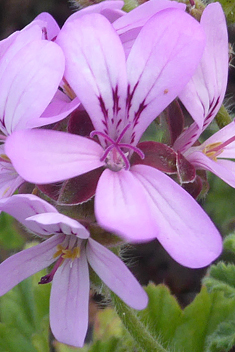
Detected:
left=186, top=150, right=235, bottom=188
left=0, top=31, right=19, bottom=61
left=173, top=123, right=200, bottom=153
left=28, top=93, right=80, bottom=129
left=125, top=8, right=205, bottom=145
left=26, top=213, right=89, bottom=239
left=114, top=0, right=185, bottom=34
left=50, top=247, right=89, bottom=347
left=1, top=40, right=65, bottom=134
left=65, top=1, right=124, bottom=23
left=0, top=144, right=24, bottom=197
left=0, top=26, right=45, bottom=135
left=96, top=165, right=222, bottom=268
left=200, top=120, right=235, bottom=159
left=0, top=193, right=58, bottom=235
left=0, top=24, right=43, bottom=82
left=0, top=164, right=24, bottom=198
left=0, top=234, right=63, bottom=296
left=34, top=12, right=60, bottom=40
left=56, top=14, right=127, bottom=141
left=5, top=129, right=105, bottom=184
left=179, top=3, right=228, bottom=132
left=95, top=168, right=158, bottom=242
left=86, top=238, right=148, bottom=310
left=131, top=164, right=222, bottom=268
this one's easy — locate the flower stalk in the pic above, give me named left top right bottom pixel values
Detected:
left=111, top=292, right=170, bottom=352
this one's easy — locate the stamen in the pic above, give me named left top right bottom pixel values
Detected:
left=0, top=154, right=11, bottom=162
left=203, top=136, right=235, bottom=160
left=39, top=244, right=81, bottom=285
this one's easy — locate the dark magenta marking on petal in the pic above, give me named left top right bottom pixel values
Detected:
left=126, top=82, right=139, bottom=117
left=42, top=27, right=48, bottom=40
left=133, top=99, right=147, bottom=127
left=203, top=96, right=220, bottom=128
left=112, top=85, right=121, bottom=118
left=98, top=95, right=109, bottom=129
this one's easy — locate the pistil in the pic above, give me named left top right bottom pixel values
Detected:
left=90, top=124, right=144, bottom=171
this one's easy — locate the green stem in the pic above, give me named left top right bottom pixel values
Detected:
left=111, top=292, right=170, bottom=352
left=215, top=105, right=232, bottom=129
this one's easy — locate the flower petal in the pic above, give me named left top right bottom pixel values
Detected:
left=56, top=13, right=127, bottom=141
left=65, top=1, right=124, bottom=24
left=50, top=247, right=90, bottom=347
left=95, top=165, right=222, bottom=268
left=86, top=238, right=148, bottom=310
left=0, top=40, right=65, bottom=134
left=179, top=3, right=228, bottom=132
left=131, top=164, right=222, bottom=268
left=95, top=168, right=157, bottom=242
left=0, top=144, right=24, bottom=197
left=29, top=92, right=80, bottom=129
left=0, top=234, right=62, bottom=296
left=186, top=150, right=235, bottom=188
left=5, top=129, right=105, bottom=184
left=26, top=212, right=89, bottom=239
left=114, top=0, right=185, bottom=35
left=200, top=120, right=235, bottom=159
left=34, top=12, right=60, bottom=40
left=0, top=193, right=58, bottom=235
left=125, top=8, right=205, bottom=145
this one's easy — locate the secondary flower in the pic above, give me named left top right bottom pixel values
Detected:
left=0, top=14, right=80, bottom=197
left=0, top=194, right=148, bottom=347
left=6, top=10, right=223, bottom=268
left=173, top=3, right=229, bottom=154
left=172, top=4, right=235, bottom=187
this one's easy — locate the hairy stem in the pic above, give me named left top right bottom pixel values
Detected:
left=111, top=292, right=170, bottom=352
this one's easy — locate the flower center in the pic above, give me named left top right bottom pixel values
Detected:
left=203, top=135, right=235, bottom=161
left=90, top=124, right=144, bottom=171
left=38, top=238, right=81, bottom=284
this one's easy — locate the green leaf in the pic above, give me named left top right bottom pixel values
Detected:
left=223, top=234, right=235, bottom=254
left=137, top=284, right=182, bottom=344
left=0, top=269, right=50, bottom=352
left=0, top=213, right=24, bottom=250
left=112, top=284, right=235, bottom=352
left=212, top=0, right=235, bottom=24
left=205, top=321, right=235, bottom=352
left=204, top=262, right=235, bottom=298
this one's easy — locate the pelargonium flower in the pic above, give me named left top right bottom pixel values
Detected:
left=173, top=3, right=228, bottom=154
left=0, top=193, right=148, bottom=347
left=0, top=15, right=80, bottom=197
left=172, top=4, right=235, bottom=187
left=6, top=10, right=223, bottom=268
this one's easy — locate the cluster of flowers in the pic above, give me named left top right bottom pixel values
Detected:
left=0, top=0, right=231, bottom=347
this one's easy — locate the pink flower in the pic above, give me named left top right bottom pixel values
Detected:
left=172, top=4, right=235, bottom=188
left=0, top=194, right=148, bottom=347
left=173, top=3, right=229, bottom=154
left=6, top=10, right=223, bottom=268
left=0, top=14, right=80, bottom=197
